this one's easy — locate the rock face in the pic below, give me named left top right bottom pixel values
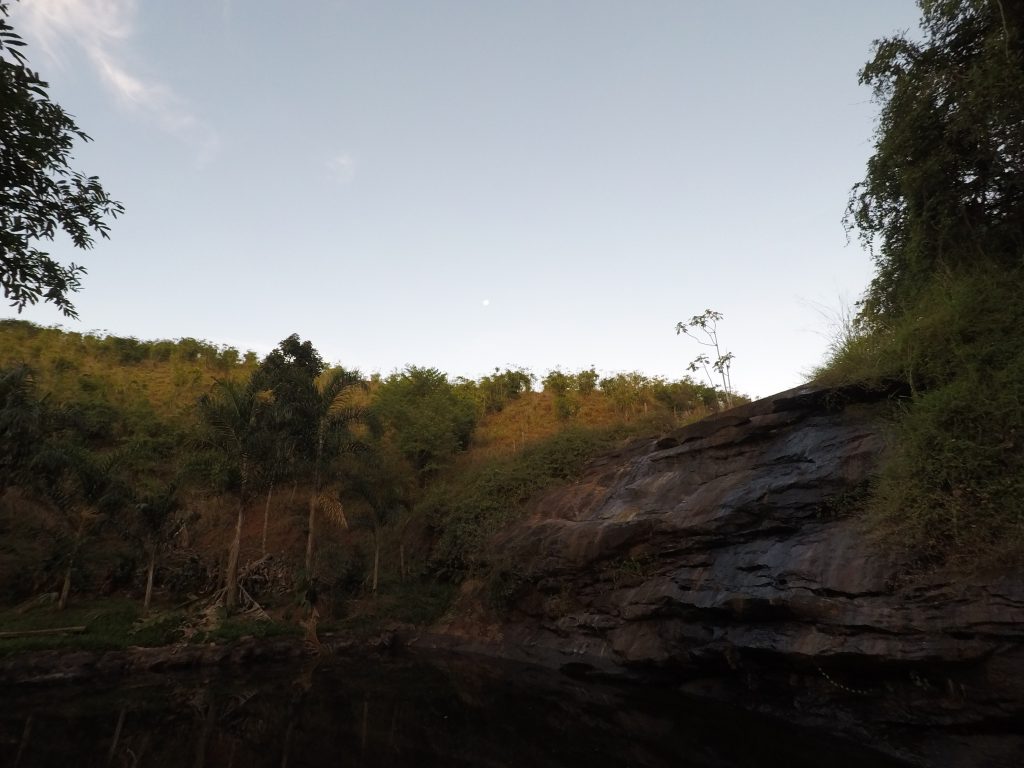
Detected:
left=429, top=385, right=1024, bottom=767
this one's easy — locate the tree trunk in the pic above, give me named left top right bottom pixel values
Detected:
left=58, top=563, right=72, bottom=611
left=399, top=543, right=405, bottom=583
left=306, top=452, right=322, bottom=576
left=14, top=714, right=32, bottom=768
left=361, top=699, right=369, bottom=752
left=143, top=549, right=157, bottom=615
left=389, top=702, right=399, bottom=750
left=280, top=718, right=295, bottom=768
left=225, top=502, right=244, bottom=612
left=107, top=707, right=126, bottom=765
left=193, top=700, right=216, bottom=768
left=372, top=533, right=380, bottom=595
left=262, top=482, right=274, bottom=555
left=305, top=497, right=316, bottom=576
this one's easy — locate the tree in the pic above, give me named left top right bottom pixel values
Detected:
left=541, top=369, right=580, bottom=420
left=131, top=483, right=185, bottom=615
left=250, top=334, right=327, bottom=556
left=599, top=371, right=654, bottom=419
left=251, top=335, right=325, bottom=481
left=197, top=378, right=269, bottom=612
left=650, top=376, right=719, bottom=415
left=256, top=400, right=298, bottom=556
left=253, top=334, right=326, bottom=399
left=32, top=445, right=130, bottom=610
left=0, top=2, right=123, bottom=317
left=371, top=367, right=476, bottom=482
left=345, top=447, right=413, bottom=595
left=574, top=367, right=600, bottom=396
left=250, top=335, right=363, bottom=573
left=847, top=0, right=1024, bottom=323
left=304, top=366, right=365, bottom=575
left=675, top=310, right=734, bottom=407
left=477, top=367, right=534, bottom=413
left=827, top=1, right=1024, bottom=565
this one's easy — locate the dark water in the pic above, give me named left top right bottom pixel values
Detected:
left=1, top=653, right=909, bottom=768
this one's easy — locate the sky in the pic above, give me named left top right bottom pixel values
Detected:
left=4, top=0, right=923, bottom=399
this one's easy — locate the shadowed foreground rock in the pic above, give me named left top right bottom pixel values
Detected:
left=425, top=384, right=1024, bottom=767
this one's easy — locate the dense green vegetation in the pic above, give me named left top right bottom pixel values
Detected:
left=818, top=0, right=1024, bottom=567
left=423, top=425, right=634, bottom=578
left=0, top=319, right=729, bottom=645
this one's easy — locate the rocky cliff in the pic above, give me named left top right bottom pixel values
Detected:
left=426, top=384, right=1024, bottom=767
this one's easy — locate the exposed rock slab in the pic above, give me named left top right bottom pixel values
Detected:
left=428, top=384, right=1024, bottom=767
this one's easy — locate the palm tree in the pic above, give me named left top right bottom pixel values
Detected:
left=346, top=447, right=412, bottom=595
left=197, top=378, right=269, bottom=612
left=304, top=368, right=365, bottom=575
left=32, top=446, right=129, bottom=610
left=132, top=483, right=185, bottom=615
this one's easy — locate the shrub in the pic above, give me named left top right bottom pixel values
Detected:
left=422, top=426, right=629, bottom=579
left=866, top=362, right=1024, bottom=566
left=817, top=266, right=1024, bottom=568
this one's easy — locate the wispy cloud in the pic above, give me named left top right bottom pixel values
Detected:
left=327, top=153, right=356, bottom=183
left=12, top=0, right=219, bottom=163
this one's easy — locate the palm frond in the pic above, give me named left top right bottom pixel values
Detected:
left=316, top=490, right=348, bottom=529
left=318, top=368, right=367, bottom=420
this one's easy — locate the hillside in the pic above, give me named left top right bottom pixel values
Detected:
left=0, top=320, right=732, bottom=626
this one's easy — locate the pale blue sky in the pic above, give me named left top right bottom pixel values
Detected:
left=5, top=0, right=921, bottom=398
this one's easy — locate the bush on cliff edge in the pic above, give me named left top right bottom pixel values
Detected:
left=818, top=0, right=1024, bottom=568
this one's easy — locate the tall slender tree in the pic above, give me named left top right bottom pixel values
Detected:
left=251, top=335, right=365, bottom=576
left=305, top=367, right=365, bottom=575
left=251, top=334, right=325, bottom=563
left=131, top=483, right=184, bottom=615
left=256, top=400, right=298, bottom=555
left=675, top=310, right=734, bottom=407
left=345, top=446, right=413, bottom=595
left=197, top=378, right=269, bottom=611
